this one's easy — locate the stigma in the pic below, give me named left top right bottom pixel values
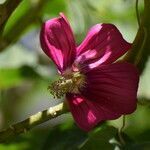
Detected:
left=48, top=71, right=86, bottom=99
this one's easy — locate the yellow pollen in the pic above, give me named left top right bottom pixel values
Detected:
left=48, top=72, right=85, bottom=99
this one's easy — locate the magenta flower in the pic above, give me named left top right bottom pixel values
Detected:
left=40, top=13, right=139, bottom=131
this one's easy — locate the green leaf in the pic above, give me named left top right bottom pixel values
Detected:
left=0, top=68, right=23, bottom=89
left=0, top=66, right=40, bottom=89
left=80, top=125, right=118, bottom=150
left=3, top=0, right=31, bottom=36
left=124, top=142, right=150, bottom=150
left=42, top=125, right=87, bottom=150
left=0, top=124, right=87, bottom=150
left=42, top=0, right=67, bottom=18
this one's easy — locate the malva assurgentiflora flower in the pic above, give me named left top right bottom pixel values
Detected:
left=40, top=13, right=139, bottom=131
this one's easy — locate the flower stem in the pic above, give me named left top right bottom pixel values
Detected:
left=118, top=115, right=126, bottom=145
left=136, top=0, right=140, bottom=27
left=124, top=0, right=150, bottom=74
left=0, top=102, right=68, bottom=143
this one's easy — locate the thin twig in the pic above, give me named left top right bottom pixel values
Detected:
left=0, top=102, right=68, bottom=143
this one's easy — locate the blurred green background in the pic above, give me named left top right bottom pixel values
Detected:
left=0, top=0, right=150, bottom=149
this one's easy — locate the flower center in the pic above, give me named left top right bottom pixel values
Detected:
left=48, top=71, right=85, bottom=99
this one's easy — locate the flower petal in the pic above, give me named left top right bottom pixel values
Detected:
left=66, top=93, right=120, bottom=131
left=40, top=13, right=76, bottom=73
left=75, top=24, right=131, bottom=72
left=81, top=62, right=139, bottom=115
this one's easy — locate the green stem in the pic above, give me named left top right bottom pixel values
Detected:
left=0, top=102, right=68, bottom=143
left=118, top=115, right=126, bottom=145
left=0, top=0, right=22, bottom=35
left=135, top=0, right=140, bottom=27
left=0, top=0, right=46, bottom=52
left=125, top=0, right=150, bottom=74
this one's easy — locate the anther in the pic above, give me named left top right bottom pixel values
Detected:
left=48, top=71, right=85, bottom=99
